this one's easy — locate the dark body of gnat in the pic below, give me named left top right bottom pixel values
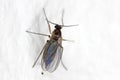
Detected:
left=26, top=8, right=78, bottom=74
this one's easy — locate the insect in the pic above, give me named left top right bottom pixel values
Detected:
left=26, top=8, right=78, bottom=74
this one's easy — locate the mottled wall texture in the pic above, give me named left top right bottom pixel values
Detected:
left=0, top=0, right=120, bottom=80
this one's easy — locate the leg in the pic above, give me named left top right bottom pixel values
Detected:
left=43, top=8, right=52, bottom=34
left=61, top=9, right=64, bottom=28
left=59, top=44, right=68, bottom=71
left=62, top=38, right=75, bottom=42
left=58, top=38, right=68, bottom=71
left=61, top=58, right=68, bottom=70
left=32, top=42, right=48, bottom=68
left=26, top=30, right=50, bottom=37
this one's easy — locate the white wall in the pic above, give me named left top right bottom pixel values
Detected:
left=0, top=0, right=120, bottom=80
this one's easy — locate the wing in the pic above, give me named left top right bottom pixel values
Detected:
left=41, top=40, right=63, bottom=73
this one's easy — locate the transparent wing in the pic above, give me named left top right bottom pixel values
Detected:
left=41, top=40, right=63, bottom=73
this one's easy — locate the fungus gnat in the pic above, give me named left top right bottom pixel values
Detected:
left=26, top=8, right=78, bottom=74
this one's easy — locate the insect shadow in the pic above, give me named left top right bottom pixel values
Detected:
left=26, top=8, right=78, bottom=74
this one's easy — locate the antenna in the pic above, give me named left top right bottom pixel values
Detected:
left=47, top=20, right=78, bottom=27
